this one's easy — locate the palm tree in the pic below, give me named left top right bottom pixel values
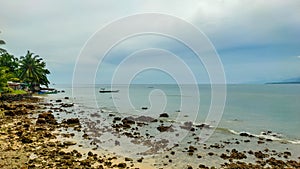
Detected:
left=18, top=51, right=50, bottom=91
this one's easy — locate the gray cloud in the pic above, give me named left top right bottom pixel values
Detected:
left=1, top=0, right=299, bottom=83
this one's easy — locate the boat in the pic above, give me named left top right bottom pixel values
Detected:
left=38, top=89, right=58, bottom=94
left=99, top=88, right=119, bottom=93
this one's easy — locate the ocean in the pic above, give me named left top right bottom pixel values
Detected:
left=46, top=84, right=300, bottom=167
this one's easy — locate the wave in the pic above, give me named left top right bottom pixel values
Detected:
left=217, top=127, right=300, bottom=145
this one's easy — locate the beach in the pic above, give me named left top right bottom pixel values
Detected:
left=0, top=84, right=299, bottom=168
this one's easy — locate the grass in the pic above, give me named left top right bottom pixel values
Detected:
left=11, top=90, right=27, bottom=95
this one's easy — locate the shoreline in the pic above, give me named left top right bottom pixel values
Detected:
left=0, top=94, right=299, bottom=168
left=0, top=95, right=150, bottom=169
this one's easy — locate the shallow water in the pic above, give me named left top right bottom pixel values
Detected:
left=45, top=84, right=300, bottom=167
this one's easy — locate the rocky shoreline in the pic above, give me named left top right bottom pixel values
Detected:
left=0, top=95, right=148, bottom=169
left=0, top=94, right=299, bottom=169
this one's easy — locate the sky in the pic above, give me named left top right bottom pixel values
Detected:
left=0, top=0, right=300, bottom=84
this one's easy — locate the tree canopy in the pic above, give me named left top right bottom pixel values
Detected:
left=19, top=51, right=50, bottom=88
left=0, top=31, right=51, bottom=93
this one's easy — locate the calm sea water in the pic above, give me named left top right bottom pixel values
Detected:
left=54, top=84, right=300, bottom=141
left=46, top=84, right=300, bottom=166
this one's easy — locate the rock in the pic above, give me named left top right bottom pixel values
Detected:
left=230, top=149, right=247, bottom=159
left=188, top=146, right=197, bottom=152
left=36, top=118, right=46, bottom=124
left=137, top=157, right=143, bottom=162
left=88, top=151, right=93, bottom=156
left=208, top=152, right=214, bottom=156
left=254, top=151, right=269, bottom=159
left=266, top=157, right=286, bottom=168
left=47, top=142, right=56, bottom=147
left=157, top=125, right=174, bottom=132
left=195, top=123, right=210, bottom=129
left=257, top=140, right=265, bottom=144
left=63, top=118, right=80, bottom=125
left=113, top=117, right=121, bottom=121
left=159, top=113, right=169, bottom=118
left=60, top=103, right=74, bottom=107
left=37, top=112, right=57, bottom=125
left=125, top=157, right=133, bottom=161
left=121, top=117, right=135, bottom=125
left=199, top=164, right=207, bottom=168
left=117, top=163, right=126, bottom=168
left=115, top=140, right=120, bottom=146
left=63, top=141, right=77, bottom=146
left=82, top=133, right=89, bottom=139
left=187, top=165, right=193, bottom=169
left=21, top=136, right=33, bottom=143
left=134, top=116, right=156, bottom=122
left=284, top=151, right=291, bottom=156
left=220, top=153, right=228, bottom=159
left=239, top=132, right=250, bottom=137
left=180, top=121, right=193, bottom=130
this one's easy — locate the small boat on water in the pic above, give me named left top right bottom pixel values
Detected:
left=99, top=88, right=119, bottom=93
left=38, top=88, right=58, bottom=94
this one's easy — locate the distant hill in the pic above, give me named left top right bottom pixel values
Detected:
left=266, top=77, right=300, bottom=84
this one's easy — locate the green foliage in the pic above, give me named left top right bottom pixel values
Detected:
left=0, top=53, right=19, bottom=73
left=11, top=89, right=27, bottom=95
left=0, top=67, right=12, bottom=89
left=0, top=31, right=51, bottom=92
left=0, top=32, right=6, bottom=55
left=1, top=87, right=14, bottom=93
left=18, top=51, right=50, bottom=88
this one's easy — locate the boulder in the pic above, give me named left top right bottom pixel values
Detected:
left=63, top=118, right=80, bottom=125
left=157, top=125, right=174, bottom=132
left=159, top=113, right=169, bottom=118
left=36, top=112, right=57, bottom=125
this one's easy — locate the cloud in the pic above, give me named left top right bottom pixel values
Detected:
left=1, top=0, right=300, bottom=83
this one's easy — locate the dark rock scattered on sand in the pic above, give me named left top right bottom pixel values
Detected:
left=220, top=149, right=247, bottom=160
left=180, top=121, right=193, bottom=130
left=117, top=163, right=127, bottom=168
left=62, top=118, right=80, bottom=125
left=134, top=116, right=157, bottom=123
left=157, top=125, right=174, bottom=132
left=36, top=112, right=57, bottom=125
left=195, top=123, right=210, bottom=129
left=121, top=117, right=135, bottom=125
left=159, top=113, right=169, bottom=118
left=239, top=132, right=250, bottom=137
left=60, top=103, right=74, bottom=107
left=63, top=141, right=77, bottom=146
left=254, top=151, right=269, bottom=159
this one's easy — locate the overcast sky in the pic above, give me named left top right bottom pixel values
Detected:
left=1, top=0, right=300, bottom=84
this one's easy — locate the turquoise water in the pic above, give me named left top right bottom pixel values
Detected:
left=55, top=84, right=300, bottom=141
